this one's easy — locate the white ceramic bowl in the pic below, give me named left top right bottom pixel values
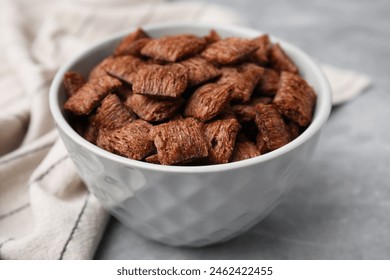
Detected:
left=50, top=22, right=331, bottom=247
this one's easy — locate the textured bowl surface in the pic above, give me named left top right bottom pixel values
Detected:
left=50, top=22, right=332, bottom=247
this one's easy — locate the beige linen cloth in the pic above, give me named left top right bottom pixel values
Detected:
left=0, top=0, right=371, bottom=260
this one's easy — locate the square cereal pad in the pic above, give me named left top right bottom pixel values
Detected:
left=231, top=140, right=261, bottom=162
left=105, top=55, right=145, bottom=85
left=132, top=64, right=189, bottom=99
left=201, top=37, right=259, bottom=65
left=255, top=103, right=291, bottom=151
left=64, top=75, right=122, bottom=115
left=250, top=34, right=271, bottom=66
left=180, top=56, right=221, bottom=87
left=141, top=34, right=207, bottom=62
left=254, top=68, right=280, bottom=97
left=204, top=118, right=241, bottom=164
left=273, top=71, right=316, bottom=127
left=269, top=44, right=299, bottom=74
left=124, top=93, right=183, bottom=122
left=89, top=57, right=115, bottom=80
left=114, top=27, right=151, bottom=56
left=63, top=71, right=86, bottom=97
left=96, top=119, right=154, bottom=160
left=184, top=83, right=233, bottom=122
left=151, top=118, right=208, bottom=165
left=95, top=94, right=135, bottom=130
left=218, top=63, right=264, bottom=102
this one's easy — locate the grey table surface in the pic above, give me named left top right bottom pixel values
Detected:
left=95, top=0, right=390, bottom=259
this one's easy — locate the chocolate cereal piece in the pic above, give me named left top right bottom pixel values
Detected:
left=132, top=64, right=188, bottom=98
left=180, top=57, right=221, bottom=86
left=232, top=105, right=257, bottom=123
left=269, top=44, right=299, bottom=74
left=204, top=29, right=221, bottom=44
left=95, top=94, right=135, bottom=130
left=144, top=154, right=160, bottom=164
left=251, top=34, right=271, bottom=66
left=114, top=27, right=151, bottom=56
left=218, top=63, right=264, bottom=102
left=96, top=129, right=111, bottom=151
left=89, top=57, right=114, bottom=80
left=63, top=71, right=86, bottom=97
left=97, top=119, right=154, bottom=160
left=141, top=34, right=206, bottom=62
left=64, top=75, right=122, bottom=115
left=256, top=132, right=269, bottom=155
left=105, top=55, right=145, bottom=85
left=184, top=83, right=233, bottom=122
left=201, top=37, right=258, bottom=65
left=231, top=141, right=261, bottom=162
left=255, top=104, right=290, bottom=151
left=273, top=71, right=316, bottom=127
left=254, top=68, right=280, bottom=96
left=83, top=115, right=99, bottom=144
left=287, top=120, right=301, bottom=140
left=124, top=93, right=183, bottom=122
left=151, top=118, right=208, bottom=165
left=204, top=118, right=241, bottom=164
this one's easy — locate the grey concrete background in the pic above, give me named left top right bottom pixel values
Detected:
left=95, top=0, right=390, bottom=259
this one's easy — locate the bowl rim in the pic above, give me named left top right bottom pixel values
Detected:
left=49, top=21, right=332, bottom=174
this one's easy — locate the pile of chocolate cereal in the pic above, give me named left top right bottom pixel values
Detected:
left=63, top=28, right=316, bottom=165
